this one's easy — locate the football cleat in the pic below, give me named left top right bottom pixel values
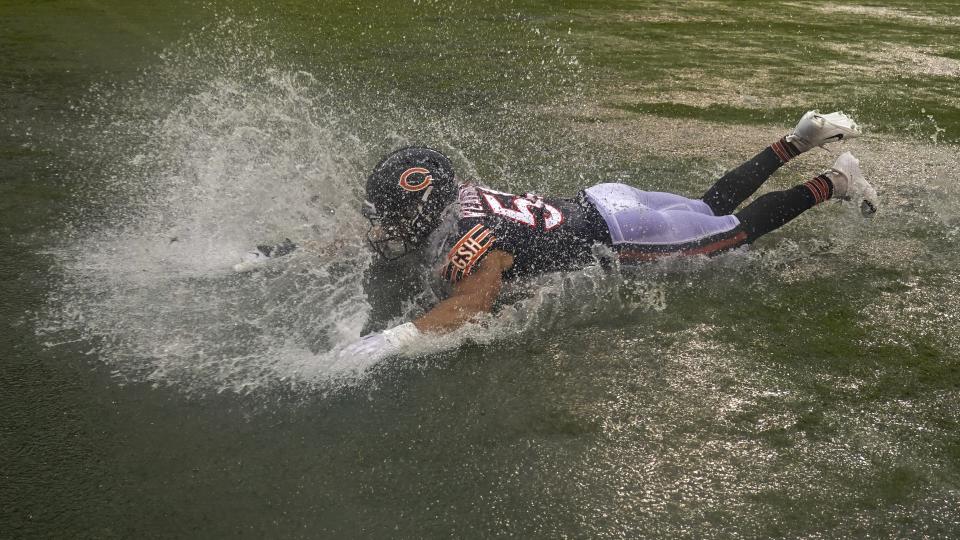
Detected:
left=786, top=110, right=862, bottom=152
left=828, top=152, right=878, bottom=216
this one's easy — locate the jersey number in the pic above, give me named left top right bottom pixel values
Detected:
left=480, top=188, right=563, bottom=231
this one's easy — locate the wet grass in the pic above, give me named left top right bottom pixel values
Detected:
left=5, top=1, right=959, bottom=537
left=529, top=1, right=960, bottom=144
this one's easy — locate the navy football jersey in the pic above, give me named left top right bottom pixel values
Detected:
left=433, top=184, right=608, bottom=284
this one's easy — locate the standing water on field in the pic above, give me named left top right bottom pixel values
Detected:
left=6, top=1, right=960, bottom=537
left=38, top=15, right=604, bottom=391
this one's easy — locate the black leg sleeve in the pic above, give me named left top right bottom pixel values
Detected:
left=702, top=147, right=785, bottom=216
left=734, top=184, right=818, bottom=242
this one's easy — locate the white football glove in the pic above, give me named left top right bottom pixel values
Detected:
left=332, top=322, right=422, bottom=373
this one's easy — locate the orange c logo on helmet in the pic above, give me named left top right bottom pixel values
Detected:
left=398, top=167, right=433, bottom=192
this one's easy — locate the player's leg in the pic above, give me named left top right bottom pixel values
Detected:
left=700, top=146, right=787, bottom=217
left=583, top=183, right=739, bottom=246
left=736, top=152, right=878, bottom=242
left=612, top=210, right=746, bottom=263
left=614, top=153, right=878, bottom=262
left=593, top=189, right=744, bottom=262
left=701, top=111, right=861, bottom=216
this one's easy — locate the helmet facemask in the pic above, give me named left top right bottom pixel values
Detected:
left=363, top=187, right=444, bottom=260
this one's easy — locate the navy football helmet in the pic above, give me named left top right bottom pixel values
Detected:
left=364, top=146, right=458, bottom=259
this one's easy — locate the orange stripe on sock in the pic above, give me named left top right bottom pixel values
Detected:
left=803, top=176, right=832, bottom=204
left=771, top=141, right=790, bottom=163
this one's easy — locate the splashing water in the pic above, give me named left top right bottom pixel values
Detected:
left=35, top=17, right=612, bottom=394
left=40, top=12, right=960, bottom=397
left=41, top=44, right=385, bottom=393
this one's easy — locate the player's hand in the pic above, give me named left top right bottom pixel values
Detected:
left=332, top=322, right=421, bottom=372
left=339, top=332, right=392, bottom=360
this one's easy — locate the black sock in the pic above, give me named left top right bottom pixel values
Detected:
left=702, top=147, right=786, bottom=216
left=735, top=176, right=834, bottom=242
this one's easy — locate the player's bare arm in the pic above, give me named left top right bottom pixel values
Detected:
left=414, top=250, right=514, bottom=334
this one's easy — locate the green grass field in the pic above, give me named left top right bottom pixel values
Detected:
left=3, top=1, right=959, bottom=537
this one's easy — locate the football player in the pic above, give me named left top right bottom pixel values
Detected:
left=336, top=111, right=877, bottom=363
